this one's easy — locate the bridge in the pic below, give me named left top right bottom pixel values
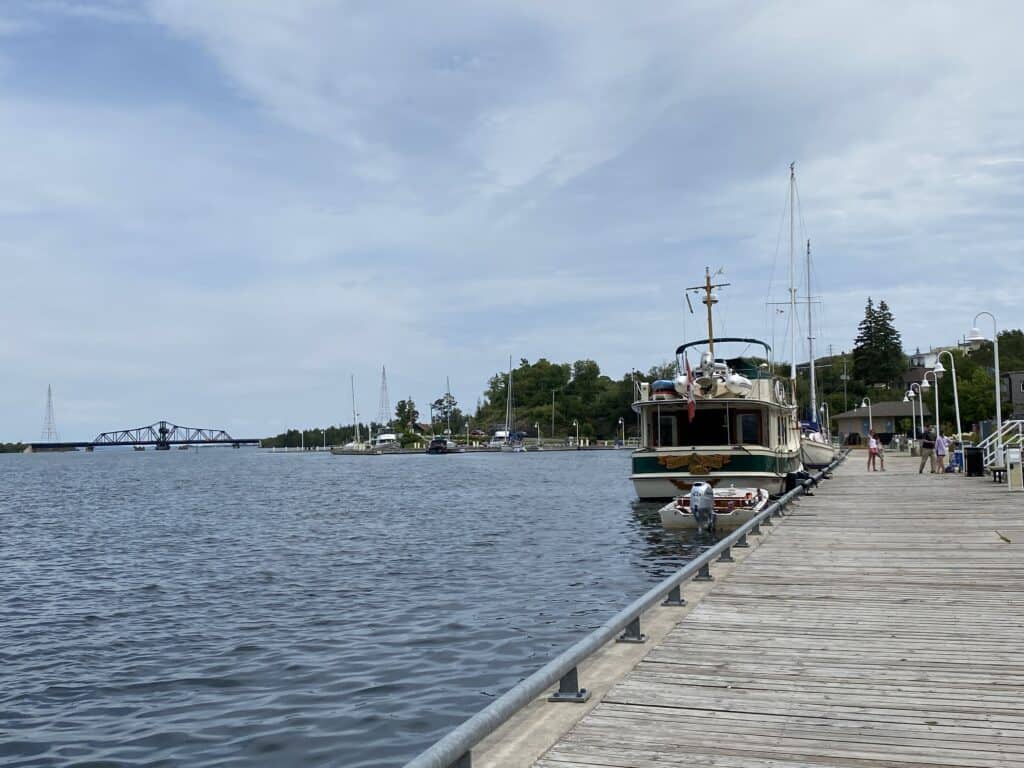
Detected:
left=26, top=420, right=262, bottom=452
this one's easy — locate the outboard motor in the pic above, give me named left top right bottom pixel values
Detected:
left=690, top=482, right=716, bottom=533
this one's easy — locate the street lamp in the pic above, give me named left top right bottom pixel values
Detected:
left=618, top=416, right=625, bottom=446
left=534, top=422, right=540, bottom=449
left=572, top=419, right=579, bottom=446
left=921, top=370, right=940, bottom=437
left=322, top=428, right=326, bottom=451
left=859, top=397, right=872, bottom=432
left=934, top=352, right=962, bottom=442
left=907, top=383, right=925, bottom=438
left=903, top=391, right=916, bottom=444
left=966, top=312, right=1002, bottom=458
left=819, top=403, right=830, bottom=441
left=464, top=421, right=469, bottom=446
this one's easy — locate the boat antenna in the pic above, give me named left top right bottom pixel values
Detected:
left=685, top=266, right=729, bottom=358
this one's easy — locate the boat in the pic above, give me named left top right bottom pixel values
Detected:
left=331, top=375, right=381, bottom=455
left=784, top=166, right=838, bottom=469
left=629, top=268, right=803, bottom=499
left=499, top=358, right=527, bottom=452
left=659, top=483, right=770, bottom=532
left=426, top=435, right=458, bottom=454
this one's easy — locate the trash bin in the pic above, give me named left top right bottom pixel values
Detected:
left=964, top=446, right=984, bottom=477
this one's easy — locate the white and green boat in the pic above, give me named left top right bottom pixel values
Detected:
left=630, top=269, right=803, bottom=500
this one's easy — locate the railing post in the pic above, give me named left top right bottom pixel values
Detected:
left=749, top=521, right=762, bottom=535
left=452, top=752, right=471, bottom=768
left=617, top=616, right=647, bottom=644
left=762, top=514, right=774, bottom=527
left=734, top=532, right=749, bottom=548
left=662, top=584, right=686, bottom=606
left=718, top=546, right=734, bottom=563
left=548, top=666, right=591, bottom=703
left=695, top=562, right=714, bottom=581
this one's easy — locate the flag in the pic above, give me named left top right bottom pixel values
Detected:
left=685, top=354, right=696, bottom=422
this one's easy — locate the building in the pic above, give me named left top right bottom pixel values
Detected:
left=904, top=345, right=958, bottom=390
left=1004, top=371, right=1024, bottom=420
left=834, top=400, right=930, bottom=444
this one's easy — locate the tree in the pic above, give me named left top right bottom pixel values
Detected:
left=852, top=298, right=905, bottom=388
left=394, top=398, right=419, bottom=429
left=431, top=391, right=458, bottom=433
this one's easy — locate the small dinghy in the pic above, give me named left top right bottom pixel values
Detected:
left=659, top=482, right=770, bottom=533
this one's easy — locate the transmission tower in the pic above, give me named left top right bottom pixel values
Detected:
left=40, top=384, right=60, bottom=442
left=377, top=366, right=392, bottom=429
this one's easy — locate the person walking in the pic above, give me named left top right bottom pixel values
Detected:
left=919, top=425, right=936, bottom=474
left=934, top=432, right=949, bottom=473
left=867, top=430, right=879, bottom=471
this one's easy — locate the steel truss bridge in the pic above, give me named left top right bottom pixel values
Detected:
left=27, top=420, right=261, bottom=452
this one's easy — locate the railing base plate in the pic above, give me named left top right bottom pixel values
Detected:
left=548, top=688, right=591, bottom=703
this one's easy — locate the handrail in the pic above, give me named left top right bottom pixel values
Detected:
left=404, top=452, right=847, bottom=768
left=978, top=420, right=1024, bottom=467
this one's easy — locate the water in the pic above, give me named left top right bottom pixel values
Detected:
left=0, top=449, right=706, bottom=767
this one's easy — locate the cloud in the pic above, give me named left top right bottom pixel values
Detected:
left=1, top=1, right=1022, bottom=439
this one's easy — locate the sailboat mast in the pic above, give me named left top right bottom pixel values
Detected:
left=788, top=162, right=797, bottom=397
left=351, top=374, right=360, bottom=445
left=505, top=356, right=512, bottom=436
left=806, top=239, right=818, bottom=425
left=446, top=376, right=452, bottom=435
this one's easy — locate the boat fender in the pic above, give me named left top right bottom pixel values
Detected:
left=724, top=373, right=752, bottom=397
left=673, top=374, right=689, bottom=395
left=774, top=380, right=787, bottom=404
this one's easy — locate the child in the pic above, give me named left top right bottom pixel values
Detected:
left=867, top=430, right=879, bottom=471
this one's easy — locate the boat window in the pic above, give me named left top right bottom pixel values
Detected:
left=657, top=414, right=675, bottom=447
left=734, top=411, right=764, bottom=445
left=673, top=410, right=728, bottom=446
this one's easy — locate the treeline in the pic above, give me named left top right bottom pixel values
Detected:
left=0, top=442, right=26, bottom=453
left=260, top=297, right=1024, bottom=444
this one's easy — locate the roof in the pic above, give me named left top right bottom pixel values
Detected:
left=834, top=401, right=930, bottom=420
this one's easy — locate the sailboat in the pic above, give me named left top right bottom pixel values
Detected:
left=500, top=358, right=526, bottom=452
left=331, top=375, right=380, bottom=455
left=785, top=165, right=838, bottom=469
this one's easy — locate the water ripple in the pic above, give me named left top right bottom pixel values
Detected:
left=0, top=449, right=703, bottom=766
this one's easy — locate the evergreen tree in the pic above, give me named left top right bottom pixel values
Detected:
left=394, top=398, right=419, bottom=429
left=852, top=298, right=905, bottom=388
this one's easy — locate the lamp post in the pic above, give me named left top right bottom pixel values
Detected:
left=618, top=416, right=625, bottom=446
left=907, top=383, right=925, bottom=438
left=966, top=312, right=1002, bottom=457
left=534, top=422, right=540, bottom=450
left=859, top=397, right=872, bottom=432
left=464, top=421, right=469, bottom=446
left=903, top=391, right=916, bottom=445
left=322, top=428, right=326, bottom=451
left=819, top=403, right=830, bottom=440
left=921, top=370, right=940, bottom=437
left=572, top=419, right=579, bottom=447
left=934, top=352, right=962, bottom=442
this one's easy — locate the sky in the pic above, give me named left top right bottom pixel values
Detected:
left=2, top=1, right=1022, bottom=440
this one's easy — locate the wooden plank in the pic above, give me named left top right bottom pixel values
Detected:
left=531, top=456, right=1024, bottom=767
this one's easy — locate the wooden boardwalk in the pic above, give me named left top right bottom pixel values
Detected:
left=535, top=455, right=1024, bottom=767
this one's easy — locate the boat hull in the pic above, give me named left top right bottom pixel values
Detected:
left=800, top=437, right=836, bottom=469
left=659, top=488, right=770, bottom=531
left=630, top=449, right=801, bottom=500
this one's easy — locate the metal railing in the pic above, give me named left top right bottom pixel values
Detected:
left=404, top=453, right=847, bottom=768
left=978, top=420, right=1024, bottom=468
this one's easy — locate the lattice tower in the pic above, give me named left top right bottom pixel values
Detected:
left=40, top=384, right=60, bottom=442
left=377, top=366, right=392, bottom=428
